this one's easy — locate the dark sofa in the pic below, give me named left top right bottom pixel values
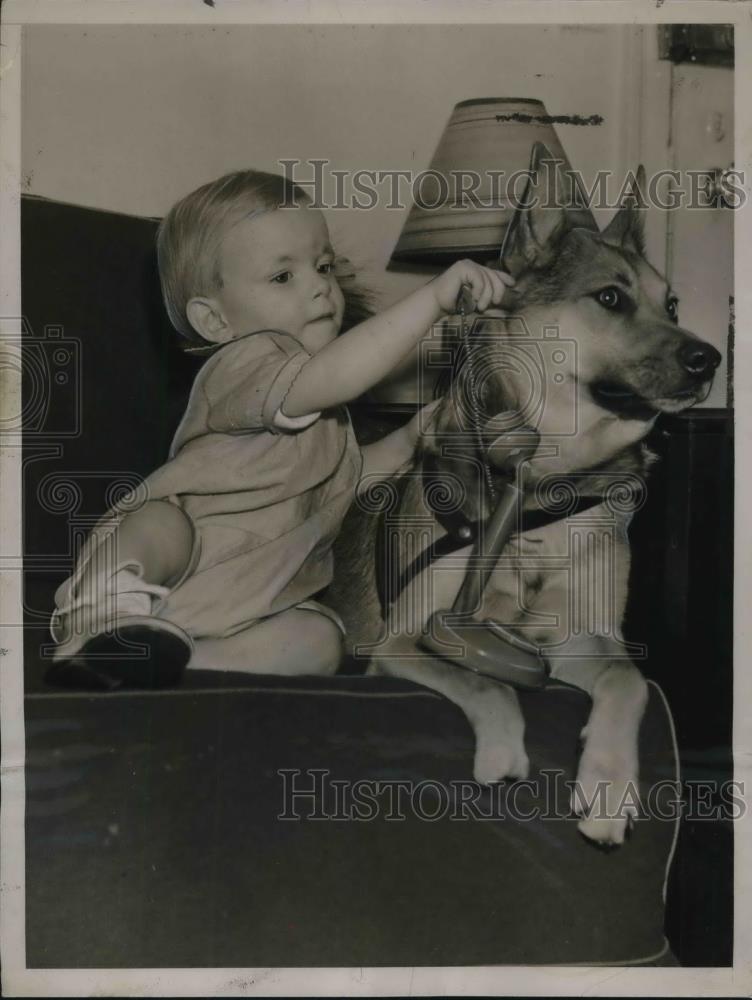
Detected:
left=19, top=195, right=732, bottom=967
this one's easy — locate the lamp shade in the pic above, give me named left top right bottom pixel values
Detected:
left=390, top=98, right=596, bottom=264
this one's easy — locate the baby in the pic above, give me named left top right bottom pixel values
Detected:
left=49, top=169, right=513, bottom=689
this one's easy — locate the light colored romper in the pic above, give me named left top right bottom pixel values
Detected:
left=57, top=330, right=363, bottom=641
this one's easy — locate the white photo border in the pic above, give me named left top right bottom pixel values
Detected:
left=1, top=0, right=750, bottom=995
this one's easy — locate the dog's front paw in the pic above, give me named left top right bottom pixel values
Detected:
left=470, top=687, right=528, bottom=784
left=473, top=725, right=530, bottom=784
left=474, top=740, right=530, bottom=785
left=571, top=751, right=640, bottom=846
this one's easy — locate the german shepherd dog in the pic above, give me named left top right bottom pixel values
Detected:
left=330, top=152, right=720, bottom=846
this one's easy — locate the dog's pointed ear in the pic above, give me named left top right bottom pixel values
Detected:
left=500, top=142, right=573, bottom=277
left=601, top=165, right=647, bottom=255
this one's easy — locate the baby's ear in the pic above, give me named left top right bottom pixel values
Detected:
left=186, top=297, right=233, bottom=344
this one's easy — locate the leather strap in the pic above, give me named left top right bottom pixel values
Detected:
left=375, top=456, right=608, bottom=616
left=422, top=454, right=607, bottom=545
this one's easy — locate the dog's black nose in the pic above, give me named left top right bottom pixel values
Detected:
left=678, top=341, right=722, bottom=377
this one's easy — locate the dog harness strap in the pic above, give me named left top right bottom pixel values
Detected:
left=382, top=533, right=473, bottom=618
left=421, top=454, right=605, bottom=541
left=375, top=457, right=608, bottom=614
left=374, top=469, right=481, bottom=618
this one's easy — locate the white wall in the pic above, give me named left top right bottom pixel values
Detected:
left=22, top=22, right=655, bottom=309
left=37, top=24, right=746, bottom=408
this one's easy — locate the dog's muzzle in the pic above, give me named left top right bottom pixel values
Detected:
left=591, top=334, right=721, bottom=418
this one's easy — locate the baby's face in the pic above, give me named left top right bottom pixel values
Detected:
left=212, top=205, right=345, bottom=353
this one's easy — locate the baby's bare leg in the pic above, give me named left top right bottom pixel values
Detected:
left=190, top=608, right=343, bottom=676
left=79, top=499, right=194, bottom=591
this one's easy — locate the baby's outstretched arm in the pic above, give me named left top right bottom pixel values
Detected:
left=281, top=261, right=514, bottom=418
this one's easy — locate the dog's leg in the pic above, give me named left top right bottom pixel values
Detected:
left=496, top=518, right=647, bottom=845
left=369, top=636, right=529, bottom=783
left=514, top=563, right=647, bottom=845
left=366, top=541, right=528, bottom=783
left=549, top=639, right=648, bottom=846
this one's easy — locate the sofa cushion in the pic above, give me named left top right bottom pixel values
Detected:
left=26, top=674, right=677, bottom=968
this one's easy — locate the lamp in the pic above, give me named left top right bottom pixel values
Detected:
left=390, top=98, right=597, bottom=265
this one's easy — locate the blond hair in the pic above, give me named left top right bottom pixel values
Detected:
left=157, top=169, right=308, bottom=347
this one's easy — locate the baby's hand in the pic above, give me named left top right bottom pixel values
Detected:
left=431, top=259, right=515, bottom=315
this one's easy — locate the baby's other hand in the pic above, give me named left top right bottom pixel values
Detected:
left=431, top=259, right=515, bottom=315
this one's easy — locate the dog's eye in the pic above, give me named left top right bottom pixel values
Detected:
left=666, top=297, right=679, bottom=323
left=595, top=286, right=623, bottom=311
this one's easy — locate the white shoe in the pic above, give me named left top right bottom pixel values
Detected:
left=48, top=563, right=192, bottom=690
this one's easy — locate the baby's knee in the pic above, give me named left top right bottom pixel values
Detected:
left=117, top=500, right=194, bottom=585
left=126, top=500, right=193, bottom=546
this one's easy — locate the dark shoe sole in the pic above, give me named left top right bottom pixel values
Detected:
left=45, top=621, right=191, bottom=691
